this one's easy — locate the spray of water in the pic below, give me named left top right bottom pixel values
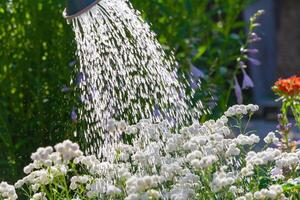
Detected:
left=70, top=0, right=204, bottom=155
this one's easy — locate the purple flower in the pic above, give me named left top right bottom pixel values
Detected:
left=153, top=105, right=161, bottom=118
left=61, top=85, right=71, bottom=93
left=287, top=123, right=293, bottom=129
left=249, top=33, right=262, bottom=43
left=270, top=167, right=283, bottom=177
left=241, top=68, right=254, bottom=89
left=190, top=79, right=200, bottom=89
left=189, top=65, right=204, bottom=89
left=242, top=48, right=259, bottom=54
left=234, top=77, right=243, bottom=104
left=275, top=142, right=282, bottom=148
left=248, top=57, right=261, bottom=66
left=277, top=114, right=284, bottom=120
left=71, top=109, right=78, bottom=122
left=76, top=72, right=84, bottom=84
left=69, top=60, right=76, bottom=67
left=190, top=65, right=204, bottom=79
left=239, top=61, right=247, bottom=68
left=253, top=23, right=261, bottom=28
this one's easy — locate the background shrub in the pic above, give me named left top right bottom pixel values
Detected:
left=0, top=0, right=77, bottom=182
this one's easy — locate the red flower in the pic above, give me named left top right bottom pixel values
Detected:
left=273, top=76, right=300, bottom=96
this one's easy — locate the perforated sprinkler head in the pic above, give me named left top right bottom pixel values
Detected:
left=63, top=0, right=101, bottom=19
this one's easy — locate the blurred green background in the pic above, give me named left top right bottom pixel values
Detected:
left=0, top=0, right=252, bottom=182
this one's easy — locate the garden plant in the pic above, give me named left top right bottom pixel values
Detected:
left=1, top=105, right=300, bottom=199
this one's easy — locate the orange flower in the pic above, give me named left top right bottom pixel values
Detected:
left=273, top=76, right=300, bottom=96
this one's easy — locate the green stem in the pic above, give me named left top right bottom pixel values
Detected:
left=62, top=176, right=71, bottom=200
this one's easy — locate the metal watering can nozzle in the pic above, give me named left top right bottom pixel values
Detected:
left=63, top=0, right=100, bottom=19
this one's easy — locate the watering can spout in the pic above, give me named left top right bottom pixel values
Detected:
left=63, top=0, right=100, bottom=19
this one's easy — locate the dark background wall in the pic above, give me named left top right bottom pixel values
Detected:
left=277, top=0, right=300, bottom=77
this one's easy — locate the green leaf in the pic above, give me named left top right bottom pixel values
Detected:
left=258, top=177, right=272, bottom=190
left=283, top=184, right=300, bottom=192
left=194, top=46, right=207, bottom=60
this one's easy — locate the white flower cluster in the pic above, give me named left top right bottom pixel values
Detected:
left=225, top=104, right=259, bottom=117
left=4, top=104, right=300, bottom=199
left=14, top=140, right=84, bottom=198
left=0, top=182, right=17, bottom=200
left=54, top=140, right=83, bottom=161
left=211, top=167, right=236, bottom=192
left=245, top=148, right=281, bottom=166
left=30, top=192, right=46, bottom=200
left=264, top=132, right=279, bottom=144
left=235, top=185, right=285, bottom=200
left=126, top=175, right=162, bottom=194
left=253, top=185, right=284, bottom=199
left=276, top=152, right=300, bottom=168
left=70, top=175, right=91, bottom=190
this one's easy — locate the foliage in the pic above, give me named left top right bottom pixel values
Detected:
left=0, top=0, right=77, bottom=182
left=131, top=0, right=255, bottom=115
left=2, top=105, right=300, bottom=199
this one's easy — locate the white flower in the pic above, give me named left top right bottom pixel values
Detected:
left=226, top=143, right=240, bottom=156
left=236, top=134, right=260, bottom=146
left=253, top=185, right=283, bottom=200
left=30, top=192, right=46, bottom=200
left=54, top=140, right=83, bottom=161
left=246, top=148, right=281, bottom=166
left=186, top=150, right=203, bottom=161
left=14, top=179, right=25, bottom=189
left=225, top=104, right=259, bottom=117
left=0, top=182, right=17, bottom=200
left=254, top=191, right=265, bottom=199
left=117, top=120, right=127, bottom=132
left=245, top=192, right=253, bottom=200
left=30, top=146, right=53, bottom=162
left=264, top=132, right=279, bottom=144
left=106, top=185, right=121, bottom=195
left=160, top=162, right=183, bottom=181
left=170, top=186, right=195, bottom=200
left=191, top=155, right=218, bottom=169
left=210, top=170, right=236, bottom=192
left=229, top=185, right=238, bottom=193
left=107, top=119, right=117, bottom=132
left=240, top=165, right=254, bottom=177
left=276, top=152, right=299, bottom=168
left=126, top=175, right=162, bottom=193
left=220, top=126, right=231, bottom=136
left=147, top=189, right=161, bottom=199
left=87, top=179, right=106, bottom=197
left=270, top=167, right=284, bottom=180
left=24, top=164, right=35, bottom=174
left=125, top=193, right=139, bottom=200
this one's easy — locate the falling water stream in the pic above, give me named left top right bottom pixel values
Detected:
left=70, top=0, right=204, bottom=155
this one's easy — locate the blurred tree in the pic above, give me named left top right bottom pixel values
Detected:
left=0, top=0, right=77, bottom=182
